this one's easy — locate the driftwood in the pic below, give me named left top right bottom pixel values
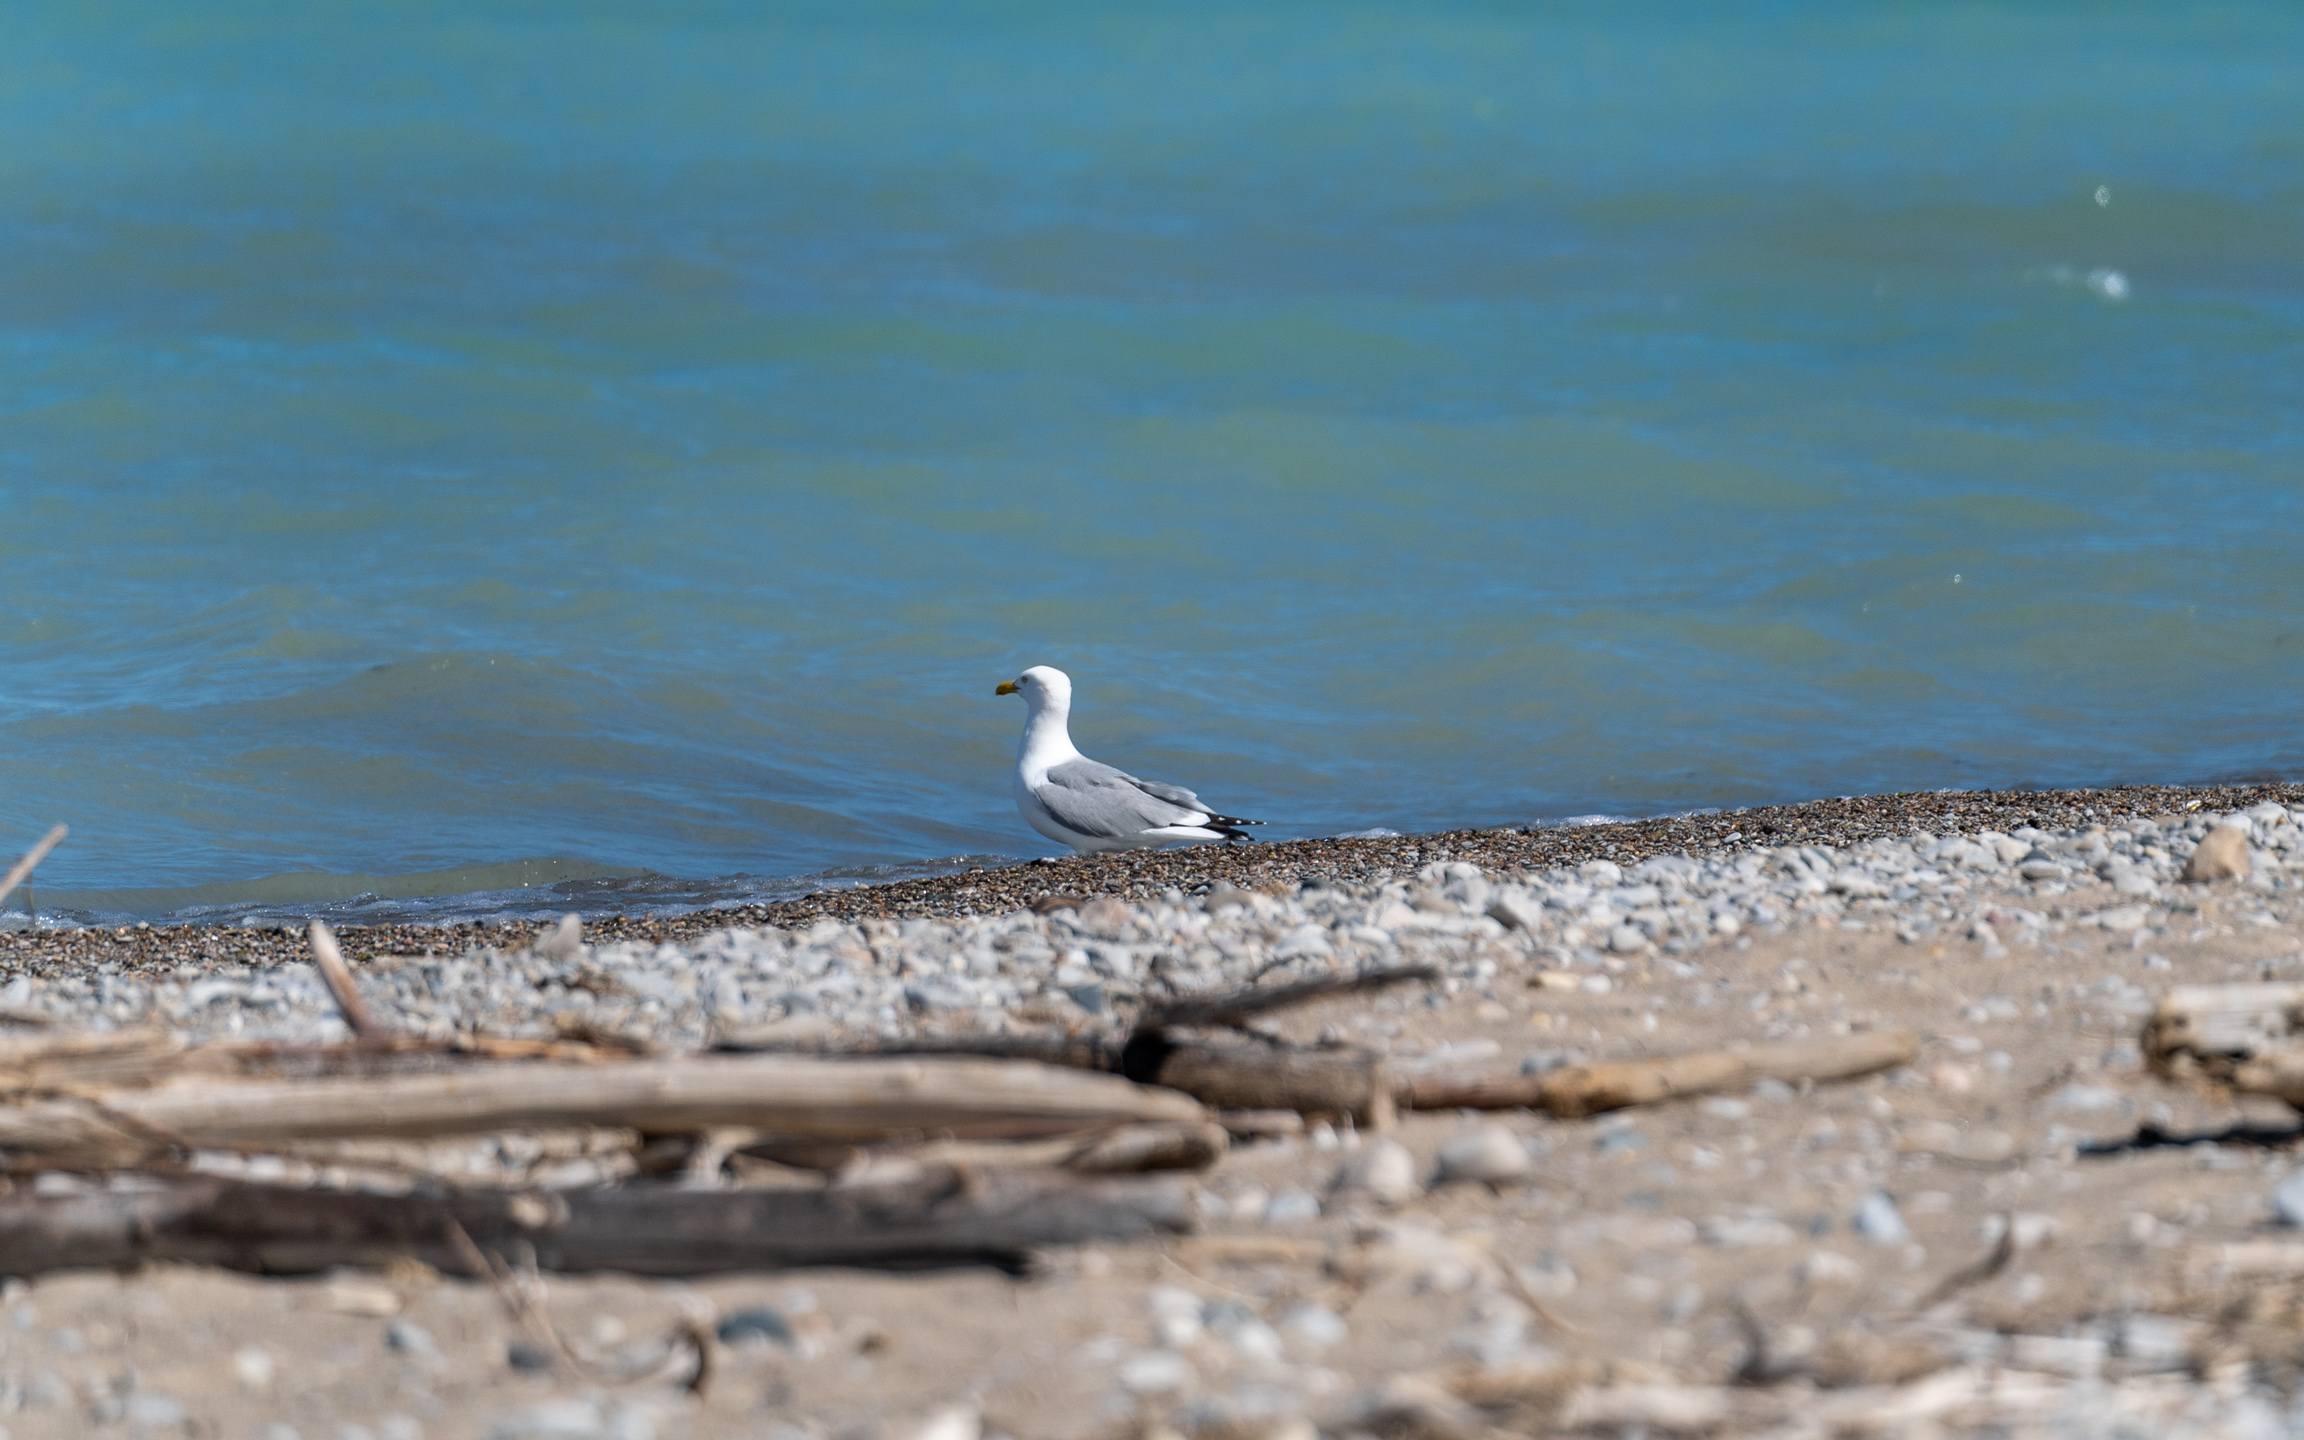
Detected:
left=717, top=964, right=1429, bottom=1126
left=0, top=1052, right=1209, bottom=1161
left=1399, top=1030, right=1920, bottom=1118
left=2143, top=983, right=2304, bottom=1103
left=1137, top=965, right=1437, bottom=1030
left=0, top=1030, right=186, bottom=1095
left=718, top=1031, right=1127, bottom=1071
left=0, top=1167, right=1193, bottom=1278
left=307, top=921, right=379, bottom=1038
left=1123, top=1033, right=1393, bottom=1127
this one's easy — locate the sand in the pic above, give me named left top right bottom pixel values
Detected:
left=2, top=785, right=2303, bottom=1438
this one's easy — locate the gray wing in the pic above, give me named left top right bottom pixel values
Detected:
left=1037, top=758, right=1207, bottom=839
left=1129, top=777, right=1207, bottom=809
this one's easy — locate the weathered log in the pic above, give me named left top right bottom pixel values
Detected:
left=0, top=1053, right=1208, bottom=1160
left=0, top=1030, right=184, bottom=1096
left=1399, top=1030, right=1920, bottom=1118
left=0, top=1167, right=1193, bottom=1278
left=2143, top=983, right=2304, bottom=1103
left=718, top=967, right=1433, bottom=1126
left=714, top=1031, right=1126, bottom=1071
left=1124, top=1034, right=1393, bottom=1128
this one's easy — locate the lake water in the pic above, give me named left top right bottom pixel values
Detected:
left=4, top=2, right=2300, bottom=923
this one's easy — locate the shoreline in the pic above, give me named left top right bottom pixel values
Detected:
left=1, top=778, right=2297, bottom=977
left=0, top=778, right=2300, bottom=1433
left=0, top=778, right=2294, bottom=1428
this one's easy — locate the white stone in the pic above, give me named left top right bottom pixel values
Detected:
left=1852, top=1192, right=1909, bottom=1245
left=1436, top=1125, right=1533, bottom=1185
left=1331, top=1138, right=1421, bottom=1206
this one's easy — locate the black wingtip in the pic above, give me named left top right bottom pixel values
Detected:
left=1208, top=816, right=1264, bottom=843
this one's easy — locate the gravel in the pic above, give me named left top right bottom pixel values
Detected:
left=0, top=785, right=2292, bottom=1054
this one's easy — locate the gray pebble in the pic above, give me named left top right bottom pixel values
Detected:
left=505, top=1339, right=554, bottom=1373
left=1852, top=1191, right=1910, bottom=1245
left=385, top=1319, right=438, bottom=1356
left=1331, top=1138, right=1421, bottom=1206
left=2272, top=1170, right=2304, bottom=1227
left=1436, top=1125, right=1533, bottom=1185
left=715, top=1306, right=793, bottom=1345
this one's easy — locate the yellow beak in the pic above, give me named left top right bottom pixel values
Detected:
left=995, top=680, right=1020, bottom=695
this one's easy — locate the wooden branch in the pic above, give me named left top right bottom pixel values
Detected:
left=714, top=1030, right=1126, bottom=1072
left=714, top=966, right=1433, bottom=1127
left=0, top=1030, right=184, bottom=1097
left=0, top=1167, right=1194, bottom=1278
left=0, top=825, right=66, bottom=910
left=1139, top=965, right=1437, bottom=1032
left=0, top=1052, right=1210, bottom=1160
left=307, top=921, right=379, bottom=1039
left=2143, top=984, right=2304, bottom=1100
left=1123, top=1034, right=1394, bottom=1128
left=1399, top=1031, right=1920, bottom=1119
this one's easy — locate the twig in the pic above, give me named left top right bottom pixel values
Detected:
left=0, top=825, right=67, bottom=910
left=1912, top=1211, right=2017, bottom=1312
left=444, top=1214, right=708, bottom=1391
left=307, top=922, right=379, bottom=1039
left=1139, top=964, right=1438, bottom=1032
left=1497, top=1256, right=1584, bottom=1338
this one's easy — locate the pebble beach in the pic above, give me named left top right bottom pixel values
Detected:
left=6, top=780, right=2304, bottom=1438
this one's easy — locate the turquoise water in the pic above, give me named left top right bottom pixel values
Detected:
left=3, top=2, right=2301, bottom=922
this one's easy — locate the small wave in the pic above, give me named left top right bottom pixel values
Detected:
left=2025, top=263, right=2131, bottom=301
left=1539, top=813, right=1636, bottom=830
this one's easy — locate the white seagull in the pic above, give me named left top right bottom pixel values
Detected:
left=995, top=665, right=1263, bottom=853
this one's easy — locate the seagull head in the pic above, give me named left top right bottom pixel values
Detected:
left=995, top=665, right=1071, bottom=711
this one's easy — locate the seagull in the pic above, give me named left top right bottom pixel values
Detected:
left=995, top=665, right=1263, bottom=853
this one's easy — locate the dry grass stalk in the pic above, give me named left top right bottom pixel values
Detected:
left=0, top=824, right=66, bottom=910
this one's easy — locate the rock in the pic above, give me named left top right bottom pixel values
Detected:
left=1118, top=1350, right=1195, bottom=1394
left=505, top=1339, right=555, bottom=1373
left=1331, top=1138, right=1421, bottom=1206
left=1607, top=925, right=1648, bottom=954
left=2271, top=1169, right=2304, bottom=1227
left=1799, top=1250, right=1862, bottom=1285
left=384, top=1320, right=439, bottom=1357
left=232, top=1346, right=275, bottom=1390
left=533, top=913, right=584, bottom=960
left=715, top=1307, right=792, bottom=1345
left=1486, top=895, right=1541, bottom=931
left=2046, top=1083, right=2126, bottom=1114
left=2182, top=824, right=2251, bottom=882
left=1852, top=1192, right=1909, bottom=1245
left=902, top=1405, right=981, bottom=1440
left=2116, top=1314, right=2201, bottom=1373
left=1204, top=883, right=1252, bottom=911
left=124, top=1395, right=186, bottom=1427
left=1262, top=1189, right=1322, bottom=1225
left=1279, top=1303, right=1349, bottom=1350
left=485, top=1400, right=603, bottom=1440
left=1435, top=1125, right=1533, bottom=1185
